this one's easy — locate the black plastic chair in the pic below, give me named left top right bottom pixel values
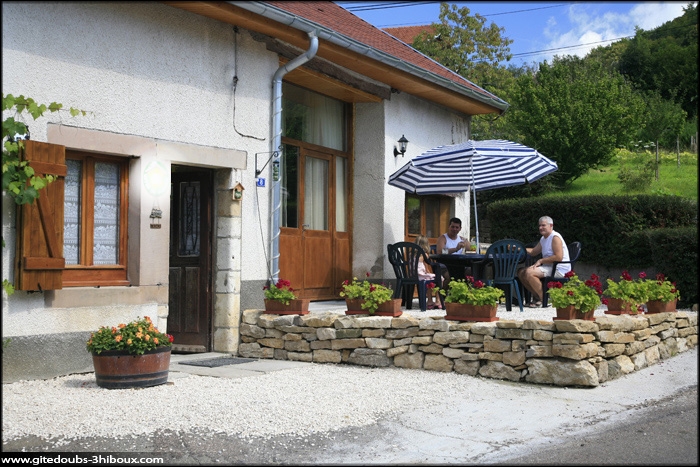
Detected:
left=540, top=241, right=582, bottom=307
left=478, top=239, right=526, bottom=312
left=387, top=242, right=443, bottom=311
left=520, top=242, right=541, bottom=305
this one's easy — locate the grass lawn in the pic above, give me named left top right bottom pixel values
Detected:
left=553, top=150, right=697, bottom=200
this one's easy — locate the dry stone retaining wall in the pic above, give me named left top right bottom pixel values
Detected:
left=238, top=310, right=697, bottom=387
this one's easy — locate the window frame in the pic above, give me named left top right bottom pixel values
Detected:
left=62, top=150, right=130, bottom=287
left=405, top=194, right=452, bottom=246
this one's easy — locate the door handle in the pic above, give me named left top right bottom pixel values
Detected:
left=302, top=224, right=310, bottom=231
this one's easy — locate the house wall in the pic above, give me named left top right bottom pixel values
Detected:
left=381, top=92, right=472, bottom=274
left=2, top=2, right=484, bottom=381
left=2, top=2, right=271, bottom=380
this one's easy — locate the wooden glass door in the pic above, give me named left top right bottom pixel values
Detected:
left=280, top=145, right=348, bottom=299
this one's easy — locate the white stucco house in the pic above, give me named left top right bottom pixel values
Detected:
left=1, top=1, right=508, bottom=381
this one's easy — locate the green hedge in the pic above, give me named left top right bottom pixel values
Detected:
left=487, top=195, right=697, bottom=306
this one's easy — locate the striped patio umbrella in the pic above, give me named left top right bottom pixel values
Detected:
left=388, top=139, right=558, bottom=245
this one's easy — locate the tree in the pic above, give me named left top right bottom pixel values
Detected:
left=411, top=3, right=519, bottom=141
left=639, top=91, right=687, bottom=179
left=618, top=3, right=698, bottom=120
left=509, top=56, right=645, bottom=187
left=412, top=3, right=513, bottom=83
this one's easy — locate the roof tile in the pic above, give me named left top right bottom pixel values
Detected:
left=265, top=2, right=497, bottom=101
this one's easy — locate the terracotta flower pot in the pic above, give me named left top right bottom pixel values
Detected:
left=554, top=305, right=595, bottom=321
left=92, top=346, right=171, bottom=389
left=345, top=298, right=403, bottom=317
left=645, top=299, right=677, bottom=314
left=444, top=302, right=498, bottom=322
left=604, top=298, right=640, bottom=315
left=264, top=299, right=310, bottom=315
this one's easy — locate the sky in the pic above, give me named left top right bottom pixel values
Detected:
left=335, top=1, right=694, bottom=68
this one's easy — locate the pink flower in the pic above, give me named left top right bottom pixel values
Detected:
left=621, top=270, right=632, bottom=281
left=638, top=271, right=647, bottom=279
left=564, top=270, right=576, bottom=278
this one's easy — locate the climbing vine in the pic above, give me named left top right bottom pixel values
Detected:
left=2, top=94, right=86, bottom=295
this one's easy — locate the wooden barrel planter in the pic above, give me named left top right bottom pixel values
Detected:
left=91, top=346, right=171, bottom=389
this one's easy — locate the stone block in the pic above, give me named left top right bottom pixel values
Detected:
left=366, top=338, right=392, bottom=349
left=313, top=349, right=342, bottom=363
left=479, top=361, right=521, bottom=382
left=453, top=359, right=480, bottom=375
left=525, top=358, right=599, bottom=387
left=316, top=328, right=336, bottom=340
left=287, top=352, right=313, bottom=362
left=348, top=348, right=391, bottom=367
left=503, top=350, right=526, bottom=366
left=331, top=338, right=366, bottom=350
left=483, top=339, right=511, bottom=353
left=393, top=351, right=424, bottom=369
left=423, top=354, right=454, bottom=372
left=258, top=338, right=284, bottom=349
left=284, top=340, right=310, bottom=352
left=433, top=331, right=469, bottom=345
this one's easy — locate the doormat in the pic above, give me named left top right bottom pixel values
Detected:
left=178, top=357, right=258, bottom=368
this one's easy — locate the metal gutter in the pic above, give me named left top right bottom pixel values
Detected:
left=228, top=1, right=509, bottom=113
left=268, top=32, right=319, bottom=283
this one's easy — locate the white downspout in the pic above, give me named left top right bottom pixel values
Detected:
left=269, top=31, right=318, bottom=283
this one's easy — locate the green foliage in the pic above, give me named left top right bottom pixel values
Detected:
left=604, top=271, right=649, bottom=306
left=564, top=149, right=697, bottom=199
left=618, top=3, right=698, bottom=119
left=642, top=272, right=681, bottom=302
left=3, top=94, right=87, bottom=208
left=2, top=280, right=14, bottom=296
left=617, top=158, right=655, bottom=192
left=438, top=276, right=504, bottom=306
left=411, top=3, right=519, bottom=141
left=486, top=196, right=697, bottom=307
left=509, top=56, right=646, bottom=187
left=412, top=3, right=513, bottom=80
left=86, top=316, right=173, bottom=356
left=2, top=94, right=86, bottom=296
left=638, top=90, right=687, bottom=149
left=639, top=227, right=697, bottom=307
left=340, top=275, right=394, bottom=314
left=546, top=272, right=602, bottom=314
left=263, top=279, right=297, bottom=305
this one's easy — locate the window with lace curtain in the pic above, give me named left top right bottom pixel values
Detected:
left=62, top=151, right=129, bottom=286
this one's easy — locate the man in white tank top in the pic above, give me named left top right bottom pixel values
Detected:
left=517, top=215, right=570, bottom=307
left=435, top=217, right=469, bottom=255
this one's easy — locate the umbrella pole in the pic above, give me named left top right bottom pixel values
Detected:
left=473, top=183, right=479, bottom=250
left=470, top=159, right=479, bottom=250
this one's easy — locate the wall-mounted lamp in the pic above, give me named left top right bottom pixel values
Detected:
left=393, top=135, right=409, bottom=157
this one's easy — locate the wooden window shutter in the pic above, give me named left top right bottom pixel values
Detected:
left=14, top=140, right=67, bottom=291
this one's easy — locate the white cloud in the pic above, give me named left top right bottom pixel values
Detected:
left=629, top=2, right=690, bottom=30
left=542, top=1, right=693, bottom=62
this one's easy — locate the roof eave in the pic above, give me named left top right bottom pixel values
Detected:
left=162, top=1, right=509, bottom=115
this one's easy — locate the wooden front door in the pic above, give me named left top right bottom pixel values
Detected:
left=279, top=144, right=351, bottom=299
left=167, top=168, right=213, bottom=352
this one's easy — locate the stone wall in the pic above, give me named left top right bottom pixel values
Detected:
left=238, top=310, right=697, bottom=387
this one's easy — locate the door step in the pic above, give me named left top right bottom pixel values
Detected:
left=171, top=344, right=207, bottom=353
